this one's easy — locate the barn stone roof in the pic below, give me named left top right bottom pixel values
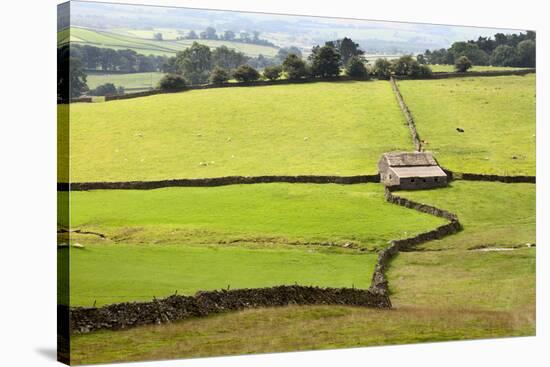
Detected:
left=390, top=166, right=447, bottom=178
left=382, top=151, right=438, bottom=167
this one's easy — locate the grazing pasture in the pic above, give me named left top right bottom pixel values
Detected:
left=70, top=181, right=536, bottom=363
left=86, top=72, right=165, bottom=92
left=396, top=181, right=536, bottom=250
left=397, top=75, right=535, bottom=175
left=68, top=81, right=411, bottom=181
left=69, top=184, right=446, bottom=249
left=69, top=244, right=377, bottom=307
left=59, top=27, right=279, bottom=57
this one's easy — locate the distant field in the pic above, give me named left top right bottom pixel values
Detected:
left=68, top=81, right=411, bottom=181
left=69, top=244, right=376, bottom=306
left=86, top=72, right=165, bottom=92
left=59, top=27, right=279, bottom=57
left=69, top=184, right=446, bottom=249
left=397, top=75, right=535, bottom=175
left=429, top=64, right=530, bottom=73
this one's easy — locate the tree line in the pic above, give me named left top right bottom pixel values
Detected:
left=420, top=31, right=535, bottom=67
left=71, top=44, right=169, bottom=72
left=173, top=27, right=276, bottom=47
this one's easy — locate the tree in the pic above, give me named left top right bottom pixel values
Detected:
left=263, top=65, right=282, bottom=80
left=89, top=83, right=119, bottom=96
left=416, top=54, right=426, bottom=64
left=175, top=42, right=213, bottom=84
left=282, top=54, right=307, bottom=80
left=517, top=39, right=535, bottom=67
left=209, top=67, right=230, bottom=84
left=232, top=65, right=260, bottom=82
left=373, top=58, right=392, bottom=79
left=154, top=32, right=163, bottom=41
left=200, top=27, right=217, bottom=40
left=212, top=46, right=249, bottom=70
left=448, top=42, right=489, bottom=65
left=490, top=45, right=519, bottom=66
left=391, top=55, right=420, bottom=76
left=454, top=55, right=472, bottom=72
left=57, top=46, right=88, bottom=100
left=309, top=45, right=341, bottom=77
left=158, top=74, right=186, bottom=90
left=345, top=56, right=368, bottom=78
left=326, top=37, right=364, bottom=65
left=187, top=30, right=198, bottom=39
left=223, top=30, right=236, bottom=41
left=276, top=47, right=302, bottom=63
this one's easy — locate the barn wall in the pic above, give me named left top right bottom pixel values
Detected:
left=398, top=175, right=447, bottom=190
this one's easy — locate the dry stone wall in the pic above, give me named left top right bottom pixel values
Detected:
left=58, top=174, right=380, bottom=191
left=369, top=187, right=461, bottom=295
left=390, top=77, right=422, bottom=152
left=69, top=285, right=391, bottom=334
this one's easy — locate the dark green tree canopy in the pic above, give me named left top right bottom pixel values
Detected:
left=232, top=65, right=260, bottom=82
left=282, top=54, right=307, bottom=80
left=209, top=67, right=230, bottom=84
left=345, top=56, right=368, bottom=78
left=325, top=37, right=364, bottom=65
left=454, top=55, right=472, bottom=72
left=158, top=74, right=187, bottom=90
left=175, top=42, right=213, bottom=84
left=309, top=45, right=342, bottom=78
left=263, top=65, right=282, bottom=81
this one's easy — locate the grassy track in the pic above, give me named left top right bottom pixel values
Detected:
left=68, top=81, right=411, bottom=181
left=397, top=75, right=535, bottom=175
left=59, top=27, right=279, bottom=57
left=69, top=244, right=377, bottom=306
left=86, top=72, right=165, bottom=92
left=69, top=184, right=446, bottom=249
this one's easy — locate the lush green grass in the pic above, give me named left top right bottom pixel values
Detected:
left=397, top=75, right=535, bottom=175
left=390, top=248, right=535, bottom=311
left=397, top=181, right=536, bottom=250
left=68, top=81, right=411, bottom=181
left=71, top=302, right=533, bottom=365
left=69, top=244, right=376, bottom=306
left=69, top=184, right=445, bottom=249
left=86, top=72, right=165, bottom=92
left=429, top=64, right=530, bottom=73
left=60, top=27, right=279, bottom=57
left=70, top=182, right=535, bottom=364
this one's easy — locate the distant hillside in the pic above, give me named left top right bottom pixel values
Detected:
left=58, top=27, right=280, bottom=58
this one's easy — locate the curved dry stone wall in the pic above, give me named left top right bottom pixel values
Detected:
left=369, top=187, right=461, bottom=295
left=69, top=285, right=391, bottom=334
left=390, top=77, right=422, bottom=152
left=58, top=174, right=380, bottom=191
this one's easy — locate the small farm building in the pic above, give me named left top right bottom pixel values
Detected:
left=378, top=151, right=448, bottom=190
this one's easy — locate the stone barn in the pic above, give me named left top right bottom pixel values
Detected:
left=378, top=151, right=448, bottom=190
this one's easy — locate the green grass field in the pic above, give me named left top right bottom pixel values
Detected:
left=59, top=27, right=279, bottom=57
left=69, top=184, right=446, bottom=249
left=86, top=72, right=165, bottom=92
left=71, top=181, right=535, bottom=363
left=429, top=64, right=530, bottom=73
left=397, top=75, right=535, bottom=175
left=396, top=181, right=536, bottom=250
left=68, top=81, right=411, bottom=181
left=69, top=244, right=377, bottom=307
